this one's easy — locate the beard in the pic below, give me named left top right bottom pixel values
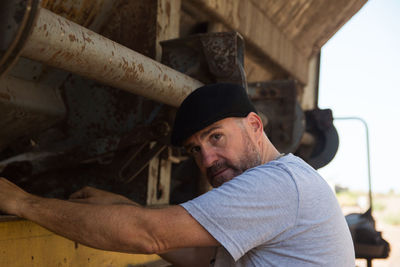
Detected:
left=206, top=132, right=261, bottom=187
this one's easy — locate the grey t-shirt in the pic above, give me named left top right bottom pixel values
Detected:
left=181, top=154, right=355, bottom=266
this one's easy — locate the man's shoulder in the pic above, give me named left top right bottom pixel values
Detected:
left=253, top=153, right=306, bottom=169
left=259, top=153, right=320, bottom=179
left=246, top=153, right=308, bottom=179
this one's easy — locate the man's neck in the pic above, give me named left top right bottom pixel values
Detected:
left=260, top=136, right=281, bottom=164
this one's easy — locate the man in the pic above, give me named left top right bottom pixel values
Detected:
left=0, top=83, right=354, bottom=266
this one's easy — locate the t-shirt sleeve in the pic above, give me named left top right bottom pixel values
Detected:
left=180, top=164, right=299, bottom=261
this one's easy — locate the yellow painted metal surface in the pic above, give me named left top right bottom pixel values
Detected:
left=0, top=219, right=162, bottom=267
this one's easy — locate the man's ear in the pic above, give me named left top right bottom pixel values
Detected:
left=246, top=112, right=264, bottom=137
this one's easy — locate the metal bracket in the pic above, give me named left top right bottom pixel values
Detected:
left=248, top=80, right=305, bottom=153
left=161, top=31, right=247, bottom=88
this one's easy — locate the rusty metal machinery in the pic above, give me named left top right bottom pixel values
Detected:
left=0, top=1, right=202, bottom=106
left=0, top=0, right=193, bottom=204
left=0, top=0, right=240, bottom=207
left=0, top=0, right=340, bottom=204
left=0, top=1, right=371, bottom=266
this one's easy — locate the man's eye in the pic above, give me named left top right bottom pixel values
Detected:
left=190, top=146, right=201, bottom=155
left=211, top=133, right=222, bottom=140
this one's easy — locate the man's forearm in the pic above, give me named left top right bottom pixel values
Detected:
left=18, top=195, right=155, bottom=253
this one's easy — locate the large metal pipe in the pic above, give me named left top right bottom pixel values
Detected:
left=20, top=7, right=203, bottom=107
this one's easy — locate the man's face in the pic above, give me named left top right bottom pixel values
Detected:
left=184, top=117, right=261, bottom=187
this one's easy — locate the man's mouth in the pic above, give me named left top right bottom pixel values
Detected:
left=210, top=167, right=228, bottom=179
left=207, top=166, right=235, bottom=187
left=207, top=163, right=228, bottom=179
left=206, top=161, right=242, bottom=187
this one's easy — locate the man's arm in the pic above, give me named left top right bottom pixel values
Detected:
left=69, top=185, right=218, bottom=266
left=0, top=178, right=218, bottom=255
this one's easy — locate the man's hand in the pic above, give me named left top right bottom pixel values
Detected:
left=69, top=186, right=139, bottom=206
left=0, top=177, right=32, bottom=216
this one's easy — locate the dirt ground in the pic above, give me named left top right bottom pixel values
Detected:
left=341, top=194, right=400, bottom=267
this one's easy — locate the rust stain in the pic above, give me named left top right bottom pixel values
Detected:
left=163, top=74, right=168, bottom=81
left=122, top=57, right=128, bottom=66
left=43, top=24, right=47, bottom=31
left=138, top=63, right=144, bottom=73
left=62, top=52, right=74, bottom=61
left=112, top=51, right=114, bottom=56
left=57, top=18, right=65, bottom=27
left=50, top=50, right=62, bottom=62
left=0, top=92, right=11, bottom=101
left=46, top=31, right=49, bottom=37
left=155, top=64, right=162, bottom=72
left=121, top=60, right=139, bottom=81
left=81, top=32, right=94, bottom=44
left=68, top=34, right=77, bottom=42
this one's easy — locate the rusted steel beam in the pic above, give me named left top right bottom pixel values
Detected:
left=21, top=7, right=203, bottom=107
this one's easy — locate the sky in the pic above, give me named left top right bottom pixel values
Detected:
left=317, top=0, right=400, bottom=193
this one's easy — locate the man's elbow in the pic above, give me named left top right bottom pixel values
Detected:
left=118, top=226, right=167, bottom=255
left=140, top=241, right=166, bottom=255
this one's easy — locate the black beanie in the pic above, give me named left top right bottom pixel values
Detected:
left=171, top=83, right=257, bottom=146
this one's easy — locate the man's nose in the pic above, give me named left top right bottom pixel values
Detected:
left=200, top=147, right=218, bottom=168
